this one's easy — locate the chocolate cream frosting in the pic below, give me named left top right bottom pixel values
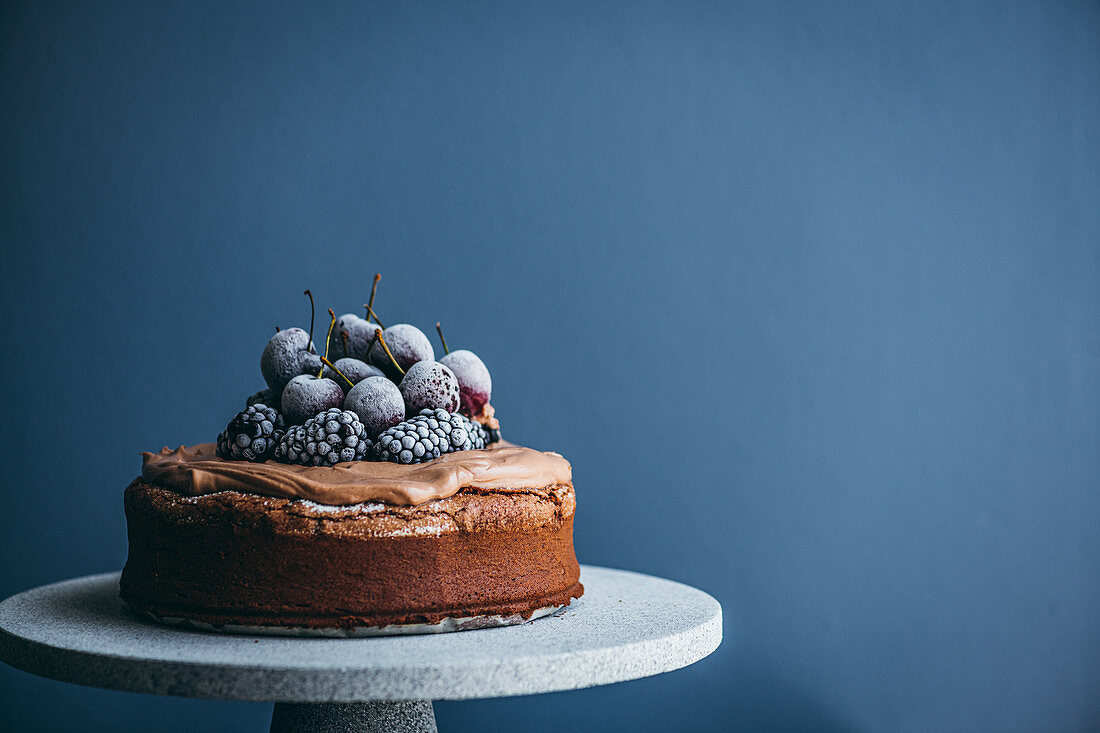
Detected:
left=142, top=442, right=572, bottom=507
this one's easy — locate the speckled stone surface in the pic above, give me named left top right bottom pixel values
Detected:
left=0, top=565, right=722, bottom=703
left=269, top=701, right=437, bottom=733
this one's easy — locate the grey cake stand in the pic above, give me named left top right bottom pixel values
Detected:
left=0, top=565, right=721, bottom=732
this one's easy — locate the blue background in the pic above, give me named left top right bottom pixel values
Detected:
left=2, top=1, right=1099, bottom=731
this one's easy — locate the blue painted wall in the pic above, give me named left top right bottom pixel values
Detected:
left=2, top=1, right=1098, bottom=730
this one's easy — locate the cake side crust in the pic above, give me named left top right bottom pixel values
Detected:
left=120, top=480, right=583, bottom=629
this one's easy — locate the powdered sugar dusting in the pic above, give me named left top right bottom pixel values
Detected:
left=178, top=491, right=233, bottom=503
left=389, top=513, right=454, bottom=537
left=296, top=500, right=388, bottom=514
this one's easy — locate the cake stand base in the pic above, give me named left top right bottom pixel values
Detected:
left=0, top=566, right=721, bottom=733
left=270, top=700, right=437, bottom=733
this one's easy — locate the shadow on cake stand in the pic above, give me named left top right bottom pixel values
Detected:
left=0, top=565, right=722, bottom=732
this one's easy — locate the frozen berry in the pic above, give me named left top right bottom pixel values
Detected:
left=274, top=407, right=372, bottom=466
left=281, top=374, right=344, bottom=425
left=343, top=375, right=405, bottom=437
left=369, top=324, right=434, bottom=379
left=260, top=327, right=321, bottom=393
left=399, top=360, right=460, bottom=415
left=327, top=314, right=380, bottom=361
left=439, top=350, right=492, bottom=417
left=324, top=357, right=385, bottom=394
left=374, top=409, right=488, bottom=464
left=217, top=404, right=286, bottom=462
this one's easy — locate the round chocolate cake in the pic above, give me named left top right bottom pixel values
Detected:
left=121, top=443, right=582, bottom=634
left=119, top=280, right=583, bottom=634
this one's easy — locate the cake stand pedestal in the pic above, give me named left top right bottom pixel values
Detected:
left=0, top=565, right=721, bottom=732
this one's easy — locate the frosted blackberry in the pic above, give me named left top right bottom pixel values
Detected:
left=217, top=404, right=286, bottom=462
left=465, top=417, right=489, bottom=450
left=374, top=408, right=489, bottom=464
left=274, top=407, right=372, bottom=466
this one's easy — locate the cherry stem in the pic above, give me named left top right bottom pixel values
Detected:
left=366, top=330, right=380, bottom=359
left=303, top=289, right=316, bottom=352
left=320, top=356, right=354, bottom=389
left=364, top=304, right=386, bottom=330
left=376, top=332, right=405, bottom=376
left=435, top=322, right=451, bottom=355
left=318, top=309, right=337, bottom=378
left=341, top=329, right=350, bottom=357
left=365, top=274, right=381, bottom=323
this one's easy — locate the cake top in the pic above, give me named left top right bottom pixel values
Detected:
left=143, top=442, right=572, bottom=506
left=219, top=276, right=503, bottom=466
left=141, top=275, right=572, bottom=506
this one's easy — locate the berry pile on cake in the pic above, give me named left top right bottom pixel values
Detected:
left=120, top=278, right=582, bottom=635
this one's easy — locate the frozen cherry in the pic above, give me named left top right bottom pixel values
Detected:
left=440, top=350, right=492, bottom=417
left=369, top=323, right=434, bottom=379
left=260, top=327, right=321, bottom=394
left=260, top=290, right=323, bottom=393
left=344, top=376, right=406, bottom=437
left=399, top=360, right=460, bottom=416
left=280, top=374, right=344, bottom=425
left=324, top=357, right=385, bottom=394
left=327, top=314, right=380, bottom=360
